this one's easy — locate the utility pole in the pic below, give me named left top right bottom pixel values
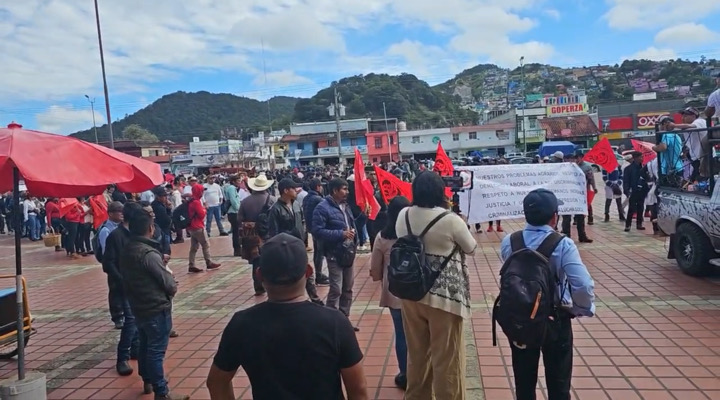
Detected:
left=383, top=102, right=392, bottom=162
left=520, top=56, right=527, bottom=154
left=93, top=0, right=114, bottom=149
left=333, top=86, right=344, bottom=166
left=85, top=95, right=99, bottom=144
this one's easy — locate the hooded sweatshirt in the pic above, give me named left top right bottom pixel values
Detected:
left=188, top=184, right=207, bottom=231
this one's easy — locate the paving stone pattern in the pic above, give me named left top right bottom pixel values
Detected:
left=0, top=198, right=718, bottom=399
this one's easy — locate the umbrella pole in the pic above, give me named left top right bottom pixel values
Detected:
left=13, top=168, right=25, bottom=380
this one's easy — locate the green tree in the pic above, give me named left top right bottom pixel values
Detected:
left=122, top=124, right=159, bottom=142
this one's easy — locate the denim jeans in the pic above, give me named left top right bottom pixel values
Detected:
left=136, top=309, right=172, bottom=396
left=25, top=214, right=39, bottom=240
left=205, top=205, right=224, bottom=234
left=389, top=308, right=407, bottom=375
left=117, top=298, right=138, bottom=362
left=355, top=213, right=367, bottom=245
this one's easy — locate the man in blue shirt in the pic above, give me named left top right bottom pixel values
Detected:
left=654, top=116, right=684, bottom=186
left=500, top=189, right=596, bottom=400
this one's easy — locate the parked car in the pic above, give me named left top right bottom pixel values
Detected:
left=509, top=157, right=534, bottom=164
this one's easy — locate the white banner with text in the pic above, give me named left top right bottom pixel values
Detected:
left=457, top=163, right=588, bottom=224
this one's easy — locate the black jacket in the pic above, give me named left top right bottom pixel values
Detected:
left=268, top=200, right=304, bottom=240
left=102, top=225, right=131, bottom=283
left=302, top=190, right=323, bottom=233
left=119, top=236, right=176, bottom=320
left=151, top=200, right=172, bottom=232
left=623, top=162, right=648, bottom=196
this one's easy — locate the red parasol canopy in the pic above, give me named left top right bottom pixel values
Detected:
left=0, top=122, right=163, bottom=197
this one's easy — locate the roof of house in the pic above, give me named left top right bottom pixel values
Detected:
left=540, top=115, right=600, bottom=139
left=143, top=155, right=172, bottom=164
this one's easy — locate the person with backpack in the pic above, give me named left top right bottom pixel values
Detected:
left=494, top=189, right=595, bottom=400
left=187, top=183, right=221, bottom=274
left=370, top=196, right=410, bottom=390
left=391, top=171, right=476, bottom=400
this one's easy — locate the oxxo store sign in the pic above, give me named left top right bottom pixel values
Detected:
left=636, top=112, right=667, bottom=130
left=546, top=103, right=589, bottom=117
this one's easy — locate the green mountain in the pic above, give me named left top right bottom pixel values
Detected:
left=70, top=91, right=300, bottom=142
left=292, top=73, right=478, bottom=130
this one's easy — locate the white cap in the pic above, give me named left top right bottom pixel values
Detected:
left=552, top=151, right=564, bottom=159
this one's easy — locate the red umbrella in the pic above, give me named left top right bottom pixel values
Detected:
left=0, top=121, right=163, bottom=381
left=0, top=122, right=163, bottom=197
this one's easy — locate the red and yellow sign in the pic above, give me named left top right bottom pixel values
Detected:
left=546, top=103, right=589, bottom=117
left=636, top=112, right=667, bottom=130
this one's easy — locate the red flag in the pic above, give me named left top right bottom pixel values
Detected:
left=374, top=165, right=412, bottom=203
left=58, top=198, right=79, bottom=217
left=89, top=194, right=108, bottom=230
left=584, top=138, right=619, bottom=172
left=631, top=139, right=656, bottom=166
left=353, top=148, right=380, bottom=220
left=433, top=142, right=454, bottom=176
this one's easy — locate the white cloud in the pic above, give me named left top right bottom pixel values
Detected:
left=654, top=23, right=720, bottom=46
left=622, top=47, right=678, bottom=62
left=604, top=0, right=720, bottom=30
left=252, top=70, right=313, bottom=87
left=35, top=105, right=105, bottom=136
left=543, top=9, right=561, bottom=20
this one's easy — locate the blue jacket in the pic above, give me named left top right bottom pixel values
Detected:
left=302, top=190, right=323, bottom=233
left=311, top=196, right=357, bottom=249
left=602, top=166, right=623, bottom=186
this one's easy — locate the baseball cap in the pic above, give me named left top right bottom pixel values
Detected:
left=152, top=186, right=167, bottom=197
left=278, top=178, right=302, bottom=193
left=259, top=233, right=308, bottom=285
left=523, top=189, right=564, bottom=226
left=680, top=107, right=700, bottom=117
left=552, top=151, right=564, bottom=159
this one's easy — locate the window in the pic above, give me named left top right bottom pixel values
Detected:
left=327, top=139, right=337, bottom=147
left=297, top=143, right=305, bottom=150
left=452, top=133, right=460, bottom=141
left=529, top=119, right=538, bottom=129
left=389, top=135, right=395, bottom=145
left=350, top=138, right=357, bottom=146
left=374, top=137, right=383, bottom=149
left=469, top=132, right=477, bottom=140
left=411, top=136, right=420, bottom=143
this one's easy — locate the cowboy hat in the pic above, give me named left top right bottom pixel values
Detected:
left=248, top=174, right=274, bottom=191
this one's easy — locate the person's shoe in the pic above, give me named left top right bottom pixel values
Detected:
left=644, top=211, right=651, bottom=218
left=579, top=237, right=594, bottom=243
left=394, top=373, right=407, bottom=390
left=486, top=226, right=494, bottom=232
left=496, top=226, right=504, bottom=232
left=188, top=266, right=203, bottom=274
left=624, top=227, right=631, bottom=232
left=172, top=238, right=184, bottom=244
left=353, top=326, right=360, bottom=332
left=155, top=392, right=190, bottom=400
left=254, top=289, right=266, bottom=296
left=55, top=245, right=62, bottom=252
left=587, top=217, right=594, bottom=226
left=169, top=330, right=179, bottom=338
left=316, top=275, right=330, bottom=286
left=219, top=231, right=229, bottom=236
left=143, top=383, right=153, bottom=395
left=619, top=215, right=626, bottom=221
left=604, top=214, right=610, bottom=223
left=637, top=225, right=646, bottom=231
left=116, top=361, right=133, bottom=376
left=206, top=262, right=221, bottom=271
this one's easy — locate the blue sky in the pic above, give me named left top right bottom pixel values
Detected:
left=1, top=0, right=719, bottom=136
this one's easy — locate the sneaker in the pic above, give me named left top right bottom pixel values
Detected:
left=624, top=227, right=631, bottom=232
left=169, top=330, right=179, bottom=338
left=116, top=361, right=133, bottom=376
left=496, top=226, right=504, bottom=233
left=637, top=226, right=646, bottom=231
left=316, top=275, right=330, bottom=286
left=604, top=214, right=610, bottom=223
left=188, top=266, right=203, bottom=274
left=206, top=262, right=221, bottom=271
left=219, top=231, right=229, bottom=237
left=579, top=237, right=594, bottom=243
left=394, top=373, right=407, bottom=390
left=486, top=226, right=494, bottom=232
left=155, top=392, right=190, bottom=400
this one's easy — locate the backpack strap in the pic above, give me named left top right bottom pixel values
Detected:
left=509, top=231, right=526, bottom=252
left=404, top=209, right=413, bottom=236
left=535, top=232, right=564, bottom=259
left=418, top=210, right=452, bottom=239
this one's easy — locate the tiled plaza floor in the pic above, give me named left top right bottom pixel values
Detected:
left=0, top=197, right=718, bottom=399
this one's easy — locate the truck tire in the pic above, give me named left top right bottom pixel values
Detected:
left=674, top=222, right=713, bottom=276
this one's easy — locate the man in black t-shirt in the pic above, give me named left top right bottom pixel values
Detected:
left=206, top=233, right=369, bottom=400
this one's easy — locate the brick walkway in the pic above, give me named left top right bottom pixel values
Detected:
left=0, top=200, right=718, bottom=399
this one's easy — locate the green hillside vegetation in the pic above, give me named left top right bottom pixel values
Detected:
left=70, top=91, right=300, bottom=142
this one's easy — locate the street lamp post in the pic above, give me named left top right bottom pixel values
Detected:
left=383, top=102, right=392, bottom=162
left=520, top=56, right=527, bottom=154
left=93, top=0, right=115, bottom=149
left=84, top=95, right=99, bottom=144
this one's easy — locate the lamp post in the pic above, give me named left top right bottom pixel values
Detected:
left=93, top=0, right=115, bottom=149
left=383, top=102, right=392, bottom=162
left=520, top=56, right=527, bottom=154
left=84, top=95, right=99, bottom=144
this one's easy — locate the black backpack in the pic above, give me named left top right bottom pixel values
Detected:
left=388, top=210, right=458, bottom=301
left=492, top=231, right=564, bottom=349
left=92, top=221, right=109, bottom=262
left=255, top=195, right=273, bottom=240
left=172, top=201, right=191, bottom=230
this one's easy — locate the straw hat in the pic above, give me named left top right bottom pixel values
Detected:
left=248, top=174, right=274, bottom=191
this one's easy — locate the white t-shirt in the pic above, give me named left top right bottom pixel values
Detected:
left=684, top=118, right=707, bottom=161
left=707, top=88, right=719, bottom=117
left=203, top=183, right=223, bottom=207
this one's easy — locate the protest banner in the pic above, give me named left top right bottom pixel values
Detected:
left=457, top=163, right=588, bottom=224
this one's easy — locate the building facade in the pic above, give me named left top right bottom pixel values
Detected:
left=597, top=98, right=686, bottom=145
left=366, top=118, right=399, bottom=163
left=398, top=123, right=516, bottom=158
left=286, top=118, right=368, bottom=166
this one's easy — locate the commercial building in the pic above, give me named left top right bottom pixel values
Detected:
left=597, top=98, right=686, bottom=145
left=285, top=118, right=369, bottom=166
left=398, top=123, right=516, bottom=159
left=366, top=119, right=400, bottom=163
